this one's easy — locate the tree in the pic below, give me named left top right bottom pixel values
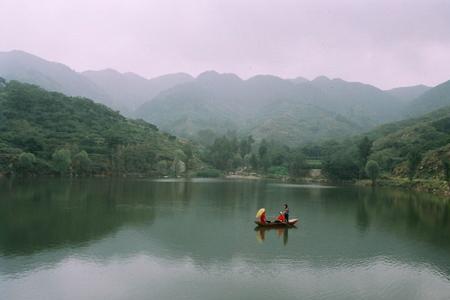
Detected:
left=249, top=153, right=258, bottom=170
left=232, top=153, right=243, bottom=169
left=73, top=150, right=92, bottom=176
left=323, top=152, right=359, bottom=180
left=15, top=152, right=36, bottom=176
left=365, top=160, right=380, bottom=186
left=182, top=144, right=194, bottom=172
left=171, top=159, right=186, bottom=177
left=239, top=135, right=254, bottom=158
left=172, top=149, right=188, bottom=176
left=407, top=149, right=421, bottom=181
left=442, top=156, right=450, bottom=184
left=156, top=160, right=169, bottom=176
left=358, top=136, right=372, bottom=177
left=258, top=139, right=268, bottom=159
left=289, top=152, right=306, bottom=178
left=206, top=136, right=234, bottom=170
left=52, top=149, right=72, bottom=176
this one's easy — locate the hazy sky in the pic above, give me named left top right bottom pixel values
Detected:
left=1, top=0, right=450, bottom=89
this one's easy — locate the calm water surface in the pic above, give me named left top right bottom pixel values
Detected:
left=0, top=178, right=450, bottom=300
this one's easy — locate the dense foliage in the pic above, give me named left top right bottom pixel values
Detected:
left=0, top=80, right=198, bottom=176
left=320, top=106, right=450, bottom=181
left=365, top=160, right=380, bottom=186
left=202, top=132, right=314, bottom=178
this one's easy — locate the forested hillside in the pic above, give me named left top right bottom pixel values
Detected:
left=320, top=106, right=450, bottom=182
left=0, top=80, right=198, bottom=176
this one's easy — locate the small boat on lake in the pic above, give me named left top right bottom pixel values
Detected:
left=254, top=218, right=298, bottom=227
left=255, top=207, right=298, bottom=227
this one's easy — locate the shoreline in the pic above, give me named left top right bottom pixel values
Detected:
left=225, top=172, right=450, bottom=199
left=3, top=172, right=449, bottom=199
left=356, top=178, right=450, bottom=198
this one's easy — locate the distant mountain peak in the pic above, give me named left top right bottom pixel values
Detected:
left=197, top=71, right=242, bottom=83
left=152, top=72, right=194, bottom=81
left=312, top=75, right=331, bottom=83
left=2, top=49, right=39, bottom=58
left=247, top=74, right=285, bottom=81
left=83, top=68, right=123, bottom=76
left=289, top=76, right=309, bottom=84
left=197, top=70, right=220, bottom=79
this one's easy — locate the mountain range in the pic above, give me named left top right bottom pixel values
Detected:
left=136, top=72, right=435, bottom=145
left=2, top=50, right=449, bottom=146
left=0, top=50, right=193, bottom=114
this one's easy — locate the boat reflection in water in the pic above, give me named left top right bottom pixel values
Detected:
left=255, top=225, right=297, bottom=246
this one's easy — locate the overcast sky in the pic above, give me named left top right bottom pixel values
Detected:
left=1, top=0, right=450, bottom=89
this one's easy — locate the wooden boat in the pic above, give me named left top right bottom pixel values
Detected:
left=254, top=218, right=298, bottom=227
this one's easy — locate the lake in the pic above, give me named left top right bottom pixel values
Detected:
left=1, top=178, right=450, bottom=300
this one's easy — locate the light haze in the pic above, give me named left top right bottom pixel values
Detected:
left=1, top=0, right=449, bottom=89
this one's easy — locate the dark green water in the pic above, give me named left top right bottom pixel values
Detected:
left=1, top=178, right=450, bottom=300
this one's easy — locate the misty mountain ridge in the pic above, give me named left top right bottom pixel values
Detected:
left=407, top=80, right=450, bottom=117
left=0, top=49, right=443, bottom=146
left=136, top=71, right=420, bottom=145
left=82, top=68, right=193, bottom=112
left=386, top=85, right=431, bottom=102
left=0, top=50, right=193, bottom=114
left=0, top=50, right=111, bottom=105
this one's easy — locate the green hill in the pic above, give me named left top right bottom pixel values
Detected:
left=321, top=105, right=450, bottom=181
left=369, top=107, right=450, bottom=176
left=407, top=80, right=450, bottom=116
left=0, top=80, right=196, bottom=176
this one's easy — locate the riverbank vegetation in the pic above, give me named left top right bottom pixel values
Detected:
left=317, top=106, right=450, bottom=195
left=198, top=103, right=450, bottom=197
left=201, top=133, right=322, bottom=179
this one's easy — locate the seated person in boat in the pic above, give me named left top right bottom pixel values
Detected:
left=260, top=210, right=267, bottom=224
left=275, top=211, right=285, bottom=223
left=256, top=208, right=270, bottom=224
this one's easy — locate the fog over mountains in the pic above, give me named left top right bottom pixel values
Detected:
left=2, top=50, right=449, bottom=146
left=82, top=69, right=193, bottom=113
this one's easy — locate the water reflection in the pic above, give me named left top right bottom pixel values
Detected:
left=255, top=226, right=294, bottom=246
left=0, top=179, right=157, bottom=256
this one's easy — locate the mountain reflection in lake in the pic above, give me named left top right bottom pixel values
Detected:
left=0, top=178, right=449, bottom=300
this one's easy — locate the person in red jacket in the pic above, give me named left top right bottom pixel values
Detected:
left=277, top=212, right=285, bottom=222
left=260, top=210, right=267, bottom=224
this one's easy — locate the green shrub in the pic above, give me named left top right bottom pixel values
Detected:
left=365, top=160, right=380, bottom=186
left=268, top=166, right=289, bottom=176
